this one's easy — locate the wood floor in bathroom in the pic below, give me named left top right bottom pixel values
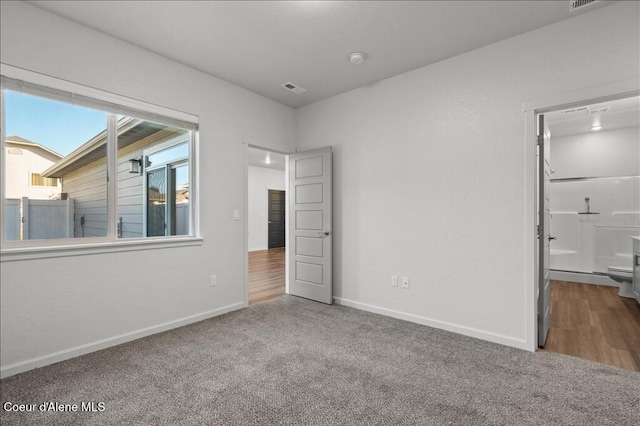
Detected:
left=544, top=280, right=640, bottom=372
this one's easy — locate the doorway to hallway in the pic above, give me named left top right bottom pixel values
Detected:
left=245, top=144, right=334, bottom=305
left=247, top=146, right=287, bottom=304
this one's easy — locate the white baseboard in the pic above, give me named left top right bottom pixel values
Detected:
left=550, top=270, right=617, bottom=287
left=0, top=302, right=246, bottom=379
left=333, top=297, right=529, bottom=351
left=249, top=247, right=268, bottom=252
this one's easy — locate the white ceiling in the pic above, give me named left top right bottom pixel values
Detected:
left=546, top=96, right=640, bottom=138
left=248, top=147, right=287, bottom=171
left=29, top=1, right=613, bottom=109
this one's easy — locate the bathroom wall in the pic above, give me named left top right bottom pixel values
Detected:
left=550, top=126, right=640, bottom=274
left=551, top=127, right=639, bottom=179
left=550, top=176, right=640, bottom=273
left=248, top=165, right=285, bottom=252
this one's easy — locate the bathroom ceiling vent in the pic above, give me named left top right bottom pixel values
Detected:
left=281, top=82, right=306, bottom=95
left=588, top=106, right=610, bottom=114
left=569, top=0, right=599, bottom=12
left=561, top=106, right=588, bottom=115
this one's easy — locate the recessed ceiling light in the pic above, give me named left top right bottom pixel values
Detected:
left=349, top=52, right=365, bottom=65
left=591, top=125, right=602, bottom=131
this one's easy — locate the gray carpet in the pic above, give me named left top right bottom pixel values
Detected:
left=1, top=295, right=639, bottom=425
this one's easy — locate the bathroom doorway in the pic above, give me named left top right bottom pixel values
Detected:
left=537, top=95, right=640, bottom=370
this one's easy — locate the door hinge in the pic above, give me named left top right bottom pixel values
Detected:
left=537, top=225, right=540, bottom=239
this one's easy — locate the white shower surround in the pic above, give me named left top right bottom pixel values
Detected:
left=550, top=176, right=640, bottom=277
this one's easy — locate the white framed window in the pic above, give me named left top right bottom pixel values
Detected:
left=1, top=67, right=200, bottom=256
left=30, top=173, right=60, bottom=188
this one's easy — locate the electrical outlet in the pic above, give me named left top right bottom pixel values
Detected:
left=391, top=275, right=398, bottom=287
left=210, top=275, right=217, bottom=287
left=402, top=277, right=409, bottom=289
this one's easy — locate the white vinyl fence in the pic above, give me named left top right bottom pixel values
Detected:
left=5, top=199, right=21, bottom=241
left=175, top=203, right=189, bottom=236
left=5, top=197, right=74, bottom=240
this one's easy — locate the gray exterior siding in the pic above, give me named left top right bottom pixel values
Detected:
left=116, top=142, right=144, bottom=238
left=60, top=129, right=184, bottom=239
left=62, top=159, right=108, bottom=238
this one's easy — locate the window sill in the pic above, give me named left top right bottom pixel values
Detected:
left=0, top=237, right=204, bottom=262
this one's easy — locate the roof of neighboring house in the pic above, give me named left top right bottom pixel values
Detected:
left=41, top=117, right=176, bottom=178
left=5, top=136, right=63, bottom=159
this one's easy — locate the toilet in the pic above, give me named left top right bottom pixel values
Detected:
left=607, top=266, right=635, bottom=298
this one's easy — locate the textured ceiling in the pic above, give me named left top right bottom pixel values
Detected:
left=29, top=1, right=612, bottom=108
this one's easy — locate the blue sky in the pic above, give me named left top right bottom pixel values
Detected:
left=4, top=91, right=108, bottom=156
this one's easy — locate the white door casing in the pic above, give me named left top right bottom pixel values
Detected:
left=288, top=147, right=333, bottom=304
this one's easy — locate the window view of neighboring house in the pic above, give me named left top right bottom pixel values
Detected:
left=4, top=136, right=62, bottom=200
left=2, top=88, right=193, bottom=242
left=30, top=173, right=60, bottom=188
left=4, top=136, right=65, bottom=240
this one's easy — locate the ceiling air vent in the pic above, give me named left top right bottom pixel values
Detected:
left=561, top=106, right=588, bottom=115
left=588, top=106, right=610, bottom=114
left=570, top=0, right=599, bottom=11
left=281, top=81, right=306, bottom=95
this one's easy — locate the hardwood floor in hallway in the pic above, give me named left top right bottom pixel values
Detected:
left=249, top=248, right=285, bottom=305
left=543, top=280, right=640, bottom=372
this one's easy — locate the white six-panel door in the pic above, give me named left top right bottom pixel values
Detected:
left=288, top=147, right=333, bottom=304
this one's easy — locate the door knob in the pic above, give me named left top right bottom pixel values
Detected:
left=548, top=236, right=556, bottom=241
left=318, top=231, right=331, bottom=236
